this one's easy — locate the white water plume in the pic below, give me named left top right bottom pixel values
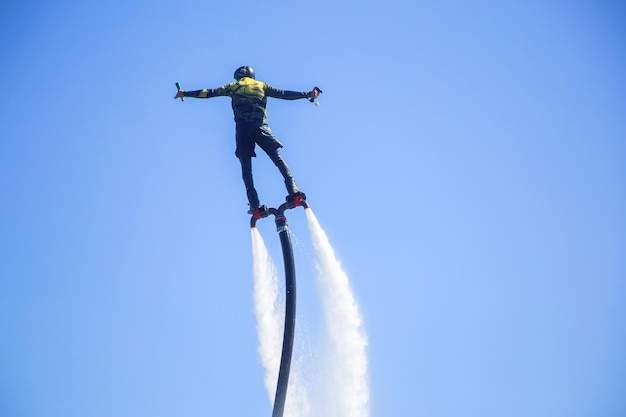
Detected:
left=251, top=209, right=369, bottom=417
left=251, top=228, right=310, bottom=417
left=305, top=208, right=369, bottom=417
left=251, top=228, right=282, bottom=400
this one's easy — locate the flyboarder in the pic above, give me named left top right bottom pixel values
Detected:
left=174, top=66, right=320, bottom=215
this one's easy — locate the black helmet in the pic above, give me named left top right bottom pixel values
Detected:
left=234, top=66, right=255, bottom=80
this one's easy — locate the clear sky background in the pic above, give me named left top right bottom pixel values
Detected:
left=1, top=1, right=625, bottom=416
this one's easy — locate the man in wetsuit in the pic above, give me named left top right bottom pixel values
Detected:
left=175, top=66, right=319, bottom=213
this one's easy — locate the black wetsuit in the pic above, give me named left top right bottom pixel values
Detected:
left=183, top=77, right=311, bottom=209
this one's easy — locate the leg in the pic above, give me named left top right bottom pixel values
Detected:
left=239, top=156, right=260, bottom=209
left=267, top=148, right=300, bottom=195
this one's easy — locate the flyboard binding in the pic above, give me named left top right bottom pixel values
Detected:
left=249, top=192, right=308, bottom=229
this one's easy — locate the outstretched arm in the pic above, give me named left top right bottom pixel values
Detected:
left=265, top=84, right=320, bottom=100
left=176, top=85, right=233, bottom=99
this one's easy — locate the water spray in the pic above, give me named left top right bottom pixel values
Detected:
left=250, top=200, right=369, bottom=417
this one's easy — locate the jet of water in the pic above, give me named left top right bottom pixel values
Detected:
left=250, top=209, right=369, bottom=417
left=251, top=227, right=282, bottom=401
left=305, top=209, right=370, bottom=417
left=251, top=228, right=310, bottom=417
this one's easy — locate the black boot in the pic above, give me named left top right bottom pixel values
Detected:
left=248, top=205, right=269, bottom=219
left=285, top=191, right=307, bottom=208
left=246, top=188, right=260, bottom=211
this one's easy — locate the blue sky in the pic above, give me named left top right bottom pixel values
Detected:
left=1, top=1, right=625, bottom=416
